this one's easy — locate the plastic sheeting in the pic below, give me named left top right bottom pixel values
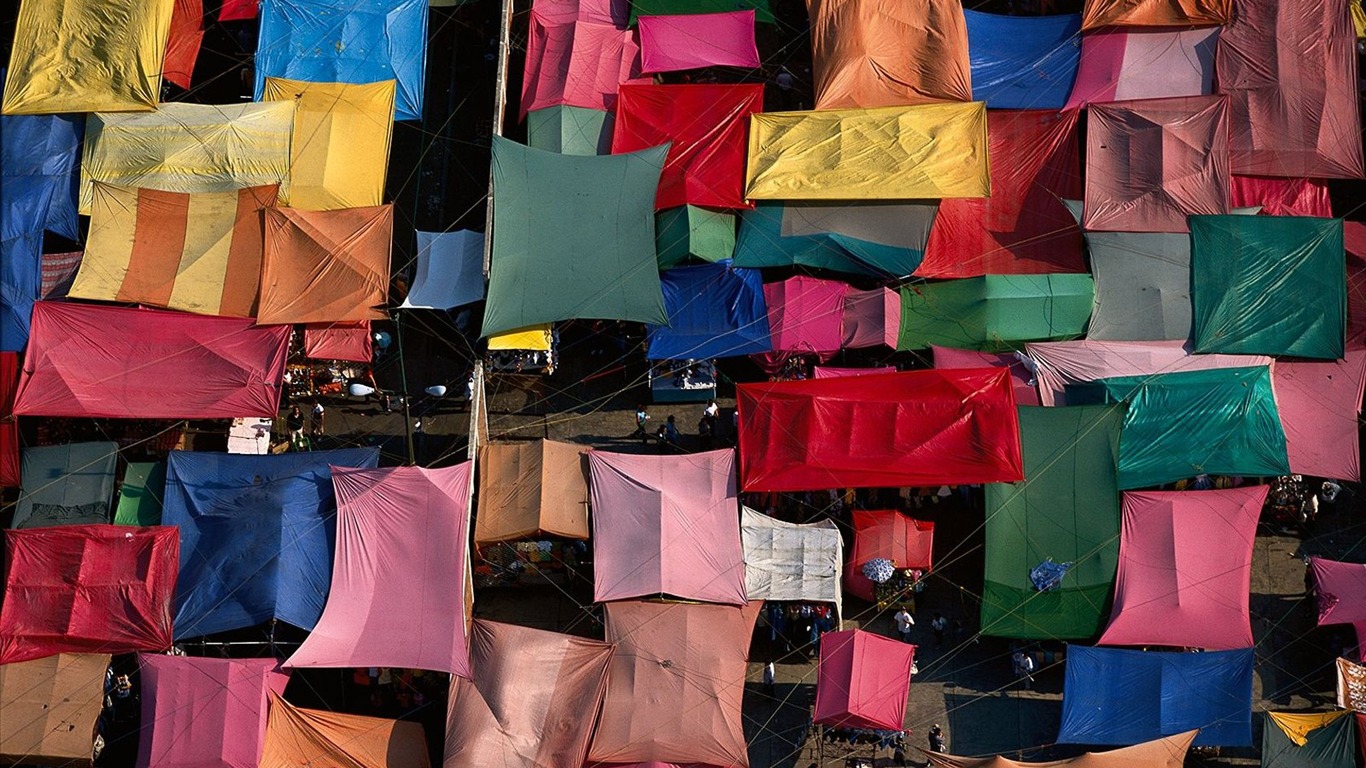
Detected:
left=136, top=655, right=288, bottom=768
left=842, top=288, right=899, bottom=349
left=1261, top=711, right=1357, bottom=768
left=745, top=103, right=990, bottom=200
left=2, top=105, right=82, bottom=238
left=260, top=694, right=431, bottom=768
left=521, top=10, right=641, bottom=117
left=73, top=183, right=278, bottom=317
left=488, top=326, right=553, bottom=351
left=444, top=620, right=613, bottom=768
left=1084, top=95, right=1230, bottom=233
left=809, top=0, right=970, bottom=109
left=736, top=369, right=1024, bottom=492
left=475, top=439, right=590, bottom=543
left=1310, top=558, right=1366, bottom=627
left=733, top=202, right=932, bottom=277
left=814, top=630, right=916, bottom=731
left=16, top=442, right=118, bottom=529
left=0, top=354, right=18, bottom=488
left=0, top=525, right=178, bottom=664
left=0, top=653, right=110, bottom=766
left=639, top=12, right=758, bottom=73
left=13, top=302, right=290, bottom=419
left=115, top=461, right=164, bottom=526
left=1, top=0, right=174, bottom=114
left=255, top=0, right=428, bottom=121
left=612, top=84, right=763, bottom=210
left=630, top=0, right=773, bottom=23
left=1066, top=28, right=1218, bottom=109
left=587, top=600, right=760, bottom=767
left=932, top=346, right=1040, bottom=406
left=963, top=11, right=1080, bottom=110
left=40, top=250, right=83, bottom=299
left=1081, top=0, right=1230, bottom=30
left=1349, top=222, right=1366, bottom=347
left=919, top=110, right=1083, bottom=277
left=1058, top=646, right=1254, bottom=747
left=528, top=105, right=613, bottom=156
left=656, top=206, right=736, bottom=268
left=899, top=275, right=1094, bottom=350
left=1216, top=0, right=1364, bottom=179
left=261, top=78, right=395, bottom=210
left=163, top=448, right=380, bottom=638
left=647, top=261, right=771, bottom=360
left=926, top=732, right=1196, bottom=767
left=403, top=230, right=485, bottom=309
left=982, top=405, right=1123, bottom=640
left=812, top=365, right=896, bottom=379
left=221, top=0, right=259, bottom=19
left=483, top=137, right=668, bottom=335
left=844, top=510, right=934, bottom=602
left=259, top=205, right=393, bottom=324
left=760, top=276, right=847, bottom=361
left=587, top=449, right=746, bottom=605
left=1229, top=176, right=1332, bottom=217
left=164, top=0, right=205, bottom=90
left=303, top=321, right=373, bottom=362
left=740, top=507, right=842, bottom=611
left=286, top=464, right=473, bottom=677
left=1023, top=339, right=1271, bottom=407
left=1190, top=215, right=1345, bottom=359
left=1273, top=353, right=1366, bottom=481
left=1080, top=214, right=1193, bottom=342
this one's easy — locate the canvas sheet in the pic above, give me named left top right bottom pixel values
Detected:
left=931, top=346, right=1040, bottom=406
left=303, top=322, right=373, bottom=363
left=521, top=12, right=642, bottom=116
left=476, top=439, right=590, bottom=543
left=964, top=11, right=1080, bottom=110
left=647, top=261, right=772, bottom=361
left=1273, top=352, right=1366, bottom=481
left=136, top=655, right=288, bottom=768
left=760, top=276, right=847, bottom=360
left=638, top=12, right=758, bottom=73
left=1260, top=710, right=1356, bottom=768
left=1, top=107, right=83, bottom=239
left=115, top=461, right=164, bottom=527
left=1081, top=0, right=1230, bottom=30
left=740, top=507, right=842, bottom=611
left=0, top=653, right=110, bottom=766
left=1066, top=28, right=1218, bottom=109
left=926, top=732, right=1195, bottom=767
left=527, top=105, right=614, bottom=156
left=1229, top=176, right=1332, bottom=217
left=656, top=205, right=736, bottom=268
left=733, top=203, right=930, bottom=277
left=260, top=695, right=431, bottom=768
left=164, top=0, right=205, bottom=90
left=1023, top=339, right=1271, bottom=406
left=403, top=230, right=486, bottom=309
left=844, top=510, right=933, bottom=602
left=898, top=275, right=1094, bottom=350
left=259, top=205, right=393, bottom=324
left=15, top=442, right=119, bottom=529
left=1312, top=558, right=1366, bottom=626
left=842, top=288, right=899, bottom=349
left=814, top=630, right=916, bottom=731
left=0, top=353, right=18, bottom=487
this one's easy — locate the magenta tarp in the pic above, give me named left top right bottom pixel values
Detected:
left=1024, top=340, right=1272, bottom=406
left=638, top=11, right=758, bottom=73
left=13, top=302, right=290, bottom=419
left=286, top=463, right=473, bottom=678
left=521, top=11, right=642, bottom=117
left=1229, top=176, right=1332, bottom=217
left=1313, top=557, right=1366, bottom=627
left=1274, top=352, right=1366, bottom=481
left=811, top=365, right=895, bottom=379
left=1066, top=27, right=1218, bottom=109
left=1099, top=486, right=1266, bottom=650
left=841, top=288, right=899, bottom=349
left=813, top=629, right=916, bottom=731
left=587, top=449, right=746, bottom=605
left=137, top=655, right=288, bottom=768
left=759, top=276, right=849, bottom=366
left=932, top=346, right=1041, bottom=406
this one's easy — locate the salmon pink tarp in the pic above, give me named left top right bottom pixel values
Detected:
left=286, top=464, right=473, bottom=678
left=1099, top=486, right=1267, bottom=650
left=931, top=346, right=1040, bottom=406
left=758, top=276, right=849, bottom=365
left=841, top=288, right=899, bottom=349
left=303, top=322, right=373, bottom=363
left=1065, top=28, right=1218, bottom=109
left=811, top=366, right=895, bottom=379
left=1274, top=352, right=1366, bottom=481
left=736, top=369, right=1024, bottom=492
left=1230, top=176, right=1333, bottom=217
left=1023, top=340, right=1272, bottom=406
left=587, top=449, right=746, bottom=605
left=844, top=510, right=933, bottom=602
left=12, top=302, right=290, bottom=420
left=814, top=629, right=916, bottom=731
left=1312, top=557, right=1366, bottom=627
left=520, top=11, right=642, bottom=118
left=638, top=12, right=758, bottom=73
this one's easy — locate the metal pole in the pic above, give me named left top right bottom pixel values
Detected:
left=396, top=315, right=416, bottom=466
left=482, top=0, right=515, bottom=277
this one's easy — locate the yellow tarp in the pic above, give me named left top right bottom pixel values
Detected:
left=80, top=102, right=295, bottom=215
left=1267, top=710, right=1350, bottom=746
left=2, top=0, right=175, bottom=115
left=1353, top=0, right=1366, bottom=38
left=745, top=102, right=990, bottom=200
left=261, top=78, right=396, bottom=211
left=487, top=326, right=553, bottom=351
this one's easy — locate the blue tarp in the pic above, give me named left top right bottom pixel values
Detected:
left=964, top=10, right=1080, bottom=110
left=733, top=203, right=925, bottom=277
left=163, top=448, right=380, bottom=639
left=647, top=260, right=772, bottom=360
left=1058, top=645, right=1254, bottom=747
left=254, top=0, right=428, bottom=121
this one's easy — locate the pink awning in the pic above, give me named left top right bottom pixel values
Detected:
left=303, top=321, right=373, bottom=363
left=814, top=629, right=916, bottom=731
left=1346, top=223, right=1366, bottom=348
left=811, top=366, right=896, bottom=379
left=137, top=655, right=288, bottom=768
left=1273, top=352, right=1366, bottom=481
left=1023, top=340, right=1272, bottom=406
left=638, top=12, right=758, bottom=73
left=1312, top=557, right=1366, bottom=626
left=844, top=510, right=934, bottom=602
left=1229, top=176, right=1332, bottom=217
left=841, top=288, right=899, bottom=349
left=1066, top=28, right=1218, bottom=109
left=521, top=12, right=642, bottom=117
left=760, top=276, right=849, bottom=363
left=932, top=346, right=1041, bottom=406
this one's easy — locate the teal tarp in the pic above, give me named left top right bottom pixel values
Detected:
left=656, top=206, right=736, bottom=268
left=898, top=275, right=1094, bottom=350
left=15, top=442, right=119, bottom=528
left=114, top=461, right=164, bottom=526
left=733, top=203, right=928, bottom=277
left=527, top=106, right=613, bottom=156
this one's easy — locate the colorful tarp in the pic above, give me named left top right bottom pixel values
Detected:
left=926, top=731, right=1196, bottom=767
left=733, top=202, right=932, bottom=277
left=15, top=442, right=119, bottom=529
left=809, top=0, right=971, bottom=109
left=932, top=346, right=1040, bottom=406
left=39, top=251, right=83, bottom=299
left=255, top=0, right=428, bottom=121
left=483, top=137, right=668, bottom=335
left=638, top=12, right=758, bottom=73
left=115, top=461, right=164, bottom=526
left=73, top=183, right=278, bottom=317
left=899, top=275, right=1094, bottom=350
left=1077, top=205, right=1193, bottom=342
left=221, top=0, right=259, bottom=20
left=1, top=103, right=83, bottom=237
left=587, top=600, right=760, bottom=767
left=842, top=288, right=899, bottom=349
left=1229, top=176, right=1332, bottom=217
left=919, top=110, right=1083, bottom=277
left=13, top=302, right=290, bottom=419
left=736, top=369, right=1024, bottom=492
left=0, top=353, right=18, bottom=487
left=1081, top=0, right=1230, bottom=30
left=1261, top=711, right=1357, bottom=768
left=963, top=11, right=1080, bottom=110
left=1311, top=558, right=1366, bottom=627
left=1337, top=658, right=1366, bottom=711
left=1216, top=0, right=1364, bottom=178
left=444, top=620, right=613, bottom=768
left=260, top=694, right=431, bottom=768
left=656, top=206, right=736, bottom=268
left=1, top=0, right=174, bottom=114
left=528, top=105, right=613, bottom=156
left=1066, top=28, right=1218, bottom=109
left=1190, top=215, right=1345, bottom=359
left=982, top=405, right=1123, bottom=640
left=629, top=0, right=773, bottom=24
left=286, top=464, right=473, bottom=677
left=1349, top=222, right=1366, bottom=347
left=403, top=230, right=485, bottom=309
left=476, top=439, right=590, bottom=543
left=1084, top=95, right=1230, bottom=233
left=163, top=448, right=380, bottom=638
left=521, top=11, right=641, bottom=116
left=303, top=321, right=373, bottom=362
left=747, top=103, right=989, bottom=200
left=487, top=326, right=553, bottom=352
left=1274, top=353, right=1366, bottom=481
left=1023, top=339, right=1271, bottom=406
left=0, top=525, right=178, bottom=664
left=164, top=0, right=205, bottom=90
left=844, top=510, right=933, bottom=602
left=259, top=205, right=393, bottom=324
left=137, top=655, right=288, bottom=768
left=814, top=630, right=915, bottom=731
left=648, top=261, right=772, bottom=360
left=760, top=276, right=847, bottom=361
left=812, top=365, right=896, bottom=379
left=740, top=507, right=842, bottom=611
left=1058, top=646, right=1254, bottom=747
left=588, top=449, right=746, bottom=605
left=0, top=653, right=110, bottom=766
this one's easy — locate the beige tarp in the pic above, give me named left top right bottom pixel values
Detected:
left=0, top=653, right=110, bottom=767
left=926, top=730, right=1196, bottom=767
left=259, top=694, right=431, bottom=768
left=475, top=440, right=590, bottom=543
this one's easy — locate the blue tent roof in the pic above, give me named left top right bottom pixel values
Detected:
left=647, top=260, right=772, bottom=360
left=163, top=448, right=380, bottom=639
left=964, top=10, right=1080, bottom=110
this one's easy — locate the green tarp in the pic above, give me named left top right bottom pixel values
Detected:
left=629, top=0, right=774, bottom=24
left=114, top=461, right=164, bottom=526
left=1191, top=215, right=1345, bottom=359
left=483, top=137, right=669, bottom=336
left=982, top=405, right=1123, bottom=640
left=1070, top=366, right=1290, bottom=490
left=898, top=275, right=1094, bottom=350
left=656, top=206, right=736, bottom=268
left=733, top=203, right=927, bottom=277
left=1260, top=712, right=1357, bottom=768
left=527, top=106, right=613, bottom=156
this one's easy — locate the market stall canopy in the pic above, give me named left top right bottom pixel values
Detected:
left=963, top=11, right=1079, bottom=109
left=629, top=0, right=772, bottom=23
left=259, top=205, right=394, bottom=324
left=845, top=510, right=933, bottom=602
left=1, top=101, right=82, bottom=238
left=932, top=347, right=1040, bottom=406
left=163, top=0, right=204, bottom=90
left=1022, top=339, right=1270, bottom=407
left=1260, top=711, right=1357, bottom=768
left=1310, top=557, right=1366, bottom=627
left=814, top=629, right=916, bottom=731
left=521, top=9, right=641, bottom=117
left=647, top=261, right=772, bottom=361
left=136, top=655, right=288, bottom=768
left=733, top=202, right=933, bottom=277
left=638, top=11, right=758, bottom=73
left=403, top=230, right=485, bottom=310
left=842, top=288, right=900, bottom=350
left=740, top=507, right=842, bottom=611
left=0, top=653, right=110, bottom=767
left=925, top=730, right=1196, bottom=767
left=260, top=694, right=431, bottom=768
left=1065, top=28, right=1217, bottom=109
left=0, top=354, right=19, bottom=487
left=898, top=275, right=1094, bottom=351
left=1273, top=353, right=1366, bottom=481
left=476, top=439, right=590, bottom=543
left=812, top=365, right=896, bottom=379
left=114, top=461, right=165, bottom=526
left=528, top=105, right=613, bottom=156
left=1081, top=0, right=1229, bottom=30
left=1230, top=176, right=1332, bottom=217
left=303, top=321, right=373, bottom=362
left=759, top=276, right=848, bottom=362
left=15, top=442, right=119, bottom=529
left=655, top=205, right=736, bottom=268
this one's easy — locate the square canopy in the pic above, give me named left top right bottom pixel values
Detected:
left=814, top=629, right=916, bottom=731
left=964, top=11, right=1080, bottom=110
left=521, top=11, right=641, bottom=117
left=1081, top=0, right=1230, bottom=30
left=302, top=322, right=372, bottom=363
left=163, top=0, right=205, bottom=91
left=475, top=439, right=590, bottom=543
left=1311, top=557, right=1366, bottom=627
left=527, top=105, right=613, bottom=156
left=2, top=106, right=83, bottom=239
left=740, top=507, right=842, bottom=612
left=924, top=732, right=1196, bottom=767
left=638, top=11, right=759, bottom=73
left=114, top=461, right=163, bottom=527
left=761, top=276, right=848, bottom=360
left=932, top=346, right=1040, bottom=406
left=16, top=441, right=119, bottom=529
left=844, top=510, right=933, bottom=602
left=1066, top=28, right=1218, bottom=109
left=841, top=288, right=900, bottom=350
left=655, top=206, right=736, bottom=268
left=0, top=653, right=110, bottom=766
left=259, top=205, right=393, bottom=324
left=1081, top=222, right=1193, bottom=342
left=403, top=230, right=486, bottom=309
left=136, top=655, right=288, bottom=768
left=898, top=275, right=1095, bottom=351
left=260, top=694, right=431, bottom=768
left=1274, top=353, right=1366, bottom=481
left=1023, top=339, right=1271, bottom=407
left=647, top=261, right=772, bottom=361
left=1230, top=176, right=1331, bottom=218
left=1261, top=711, right=1357, bottom=768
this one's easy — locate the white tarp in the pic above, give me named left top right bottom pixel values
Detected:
left=403, top=230, right=486, bottom=310
left=740, top=506, right=842, bottom=617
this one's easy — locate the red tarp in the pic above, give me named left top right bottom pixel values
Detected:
left=0, top=352, right=17, bottom=488
left=1274, top=352, right=1366, bottom=481
left=303, top=321, right=373, bottom=363
left=521, top=11, right=642, bottom=117
left=164, top=0, right=205, bottom=89
left=0, top=525, right=178, bottom=664
left=219, top=0, right=258, bottom=21
left=931, top=346, right=1041, bottom=406
left=611, top=84, right=763, bottom=210
left=736, top=369, right=1024, bottom=492
left=844, top=510, right=934, bottom=601
left=920, top=110, right=1084, bottom=277
left=813, top=629, right=916, bottom=731
left=1230, top=176, right=1333, bottom=217
left=12, top=302, right=290, bottom=420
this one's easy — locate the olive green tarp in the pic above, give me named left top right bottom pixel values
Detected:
left=1260, top=711, right=1357, bottom=768
left=114, top=461, right=164, bottom=526
left=898, top=275, right=1094, bottom=351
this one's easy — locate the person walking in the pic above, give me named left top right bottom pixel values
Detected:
left=632, top=404, right=650, bottom=443
left=894, top=607, right=915, bottom=644
left=311, top=401, right=325, bottom=437
left=931, top=613, right=947, bottom=648
left=928, top=724, right=947, bottom=753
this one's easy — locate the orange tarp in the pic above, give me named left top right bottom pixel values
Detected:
left=1082, top=0, right=1230, bottom=30
left=259, top=694, right=431, bottom=768
left=258, top=205, right=393, bottom=325
left=475, top=440, right=590, bottom=543
left=0, top=653, right=110, bottom=767
left=926, top=730, right=1196, bottom=767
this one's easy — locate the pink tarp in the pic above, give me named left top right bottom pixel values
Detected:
left=303, top=322, right=373, bottom=363
left=841, top=288, right=899, bottom=349
left=521, top=11, right=642, bottom=117
left=588, top=600, right=760, bottom=767
left=13, top=302, right=289, bottom=420
left=638, top=12, right=758, bottom=73
left=844, top=510, right=934, bottom=602
left=1099, top=486, right=1266, bottom=650
left=812, top=365, right=896, bottom=379
left=1273, top=352, right=1366, bottom=481
left=932, top=346, right=1041, bottom=406
left=813, top=629, right=916, bottom=731
left=286, top=464, right=473, bottom=678
left=1084, top=95, right=1231, bottom=233
left=1312, top=557, right=1366, bottom=627
left=758, top=276, right=849, bottom=367
left=1023, top=340, right=1272, bottom=406
left=137, top=655, right=288, bottom=768
left=1349, top=223, right=1366, bottom=348
left=587, top=449, right=746, bottom=605
left=533, top=0, right=624, bottom=25
left=1230, top=176, right=1332, bottom=217
left=1065, top=28, right=1218, bottom=109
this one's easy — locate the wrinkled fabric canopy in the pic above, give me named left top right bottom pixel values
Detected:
left=303, top=321, right=373, bottom=362
left=844, top=510, right=934, bottom=602
left=1081, top=0, right=1230, bottom=30
left=760, top=276, right=848, bottom=361
left=16, top=442, right=118, bottom=529
left=648, top=261, right=772, bottom=360
left=0, top=354, right=19, bottom=487
left=2, top=104, right=83, bottom=238
left=812, top=365, right=896, bottom=379
left=932, top=346, right=1039, bottom=406
left=1274, top=353, right=1366, bottom=481
left=404, top=230, right=486, bottom=309
left=656, top=206, right=736, bottom=268
left=630, top=0, right=773, bottom=23
left=814, top=630, right=916, bottom=731
left=259, top=205, right=393, bottom=324
left=115, top=461, right=164, bottom=526
left=528, top=105, right=613, bottom=156
left=1023, top=339, right=1271, bottom=407
left=1311, top=557, right=1366, bottom=626
left=0, top=525, right=178, bottom=664
left=260, top=694, right=431, bottom=768
left=737, top=369, right=1023, bottom=491
left=964, top=11, right=1079, bottom=109
left=1066, top=28, right=1218, bottom=109
left=476, top=439, right=590, bottom=543
left=588, top=449, right=746, bottom=605
left=13, top=303, right=290, bottom=419
left=734, top=203, right=932, bottom=277
left=1261, top=710, right=1357, bottom=768
left=221, top=0, right=259, bottom=20
left=163, top=0, right=204, bottom=90
left=1230, top=176, right=1332, bottom=217
left=899, top=275, right=1094, bottom=350
left=1338, top=658, right=1366, bottom=710
left=740, top=507, right=842, bottom=611
left=521, top=11, right=642, bottom=117
left=638, top=12, right=758, bottom=73
left=926, top=731, right=1196, bottom=767
left=1079, top=212, right=1193, bottom=342
left=0, top=653, right=110, bottom=766
left=137, top=655, right=288, bottom=768
left=842, top=288, right=899, bottom=349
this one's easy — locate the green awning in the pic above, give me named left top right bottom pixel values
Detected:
left=656, top=205, right=736, bottom=268
left=114, top=461, right=164, bottom=526
left=898, top=274, right=1094, bottom=350
left=527, top=105, right=613, bottom=156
